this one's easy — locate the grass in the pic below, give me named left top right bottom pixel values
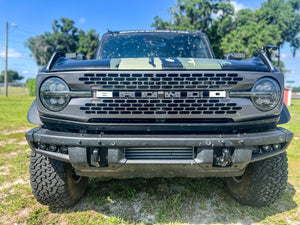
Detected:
left=0, top=87, right=28, bottom=96
left=0, top=95, right=299, bottom=224
left=0, top=96, right=35, bottom=133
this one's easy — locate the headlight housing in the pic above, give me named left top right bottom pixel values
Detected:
left=251, top=78, right=281, bottom=111
left=40, top=77, right=70, bottom=111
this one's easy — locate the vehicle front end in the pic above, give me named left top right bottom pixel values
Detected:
left=25, top=31, right=293, bottom=207
left=26, top=56, right=293, bottom=177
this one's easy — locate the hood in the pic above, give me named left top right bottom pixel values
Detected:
left=45, top=57, right=270, bottom=72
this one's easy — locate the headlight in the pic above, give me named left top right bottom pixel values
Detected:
left=251, top=78, right=281, bottom=111
left=40, top=77, right=70, bottom=111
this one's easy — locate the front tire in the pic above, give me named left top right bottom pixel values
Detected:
left=226, top=152, right=288, bottom=206
left=30, top=152, right=88, bottom=207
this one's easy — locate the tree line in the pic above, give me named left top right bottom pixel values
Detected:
left=0, top=70, right=23, bottom=83
left=1, top=18, right=100, bottom=84
left=24, top=0, right=300, bottom=73
left=25, top=18, right=100, bottom=67
left=152, top=0, right=300, bottom=71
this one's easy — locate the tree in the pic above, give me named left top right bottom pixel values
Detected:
left=0, top=70, right=24, bottom=83
left=25, top=18, right=100, bottom=66
left=152, top=16, right=172, bottom=30
left=152, top=0, right=236, bottom=58
left=77, top=29, right=100, bottom=60
left=221, top=20, right=281, bottom=57
left=152, top=0, right=300, bottom=64
left=25, top=32, right=56, bottom=66
left=51, top=18, right=79, bottom=54
left=209, top=1, right=235, bottom=58
left=222, top=0, right=300, bottom=72
left=153, top=0, right=219, bottom=32
left=26, top=78, right=36, bottom=96
left=257, top=0, right=300, bottom=55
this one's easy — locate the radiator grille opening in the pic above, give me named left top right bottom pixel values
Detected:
left=79, top=72, right=243, bottom=90
left=125, top=147, right=194, bottom=160
left=77, top=71, right=244, bottom=120
left=80, top=100, right=241, bottom=115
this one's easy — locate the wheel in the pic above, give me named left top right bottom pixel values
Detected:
left=30, top=151, right=88, bottom=207
left=226, top=152, right=288, bottom=206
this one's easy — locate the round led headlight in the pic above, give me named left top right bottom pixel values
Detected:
left=251, top=78, right=281, bottom=111
left=40, top=77, right=70, bottom=111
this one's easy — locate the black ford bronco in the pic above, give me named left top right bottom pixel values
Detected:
left=26, top=30, right=293, bottom=207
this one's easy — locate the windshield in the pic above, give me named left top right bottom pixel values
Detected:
left=98, top=32, right=213, bottom=59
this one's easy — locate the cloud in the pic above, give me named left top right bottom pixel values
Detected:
left=79, top=17, right=86, bottom=24
left=20, top=70, right=37, bottom=77
left=212, top=1, right=246, bottom=19
left=0, top=48, right=24, bottom=58
left=231, top=1, right=246, bottom=12
left=281, top=53, right=289, bottom=59
left=280, top=52, right=300, bottom=59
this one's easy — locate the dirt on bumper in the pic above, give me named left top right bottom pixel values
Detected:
left=25, top=127, right=293, bottom=178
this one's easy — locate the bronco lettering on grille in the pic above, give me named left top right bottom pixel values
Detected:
left=97, top=91, right=227, bottom=99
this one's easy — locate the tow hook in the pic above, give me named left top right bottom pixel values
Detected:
left=89, top=148, right=109, bottom=168
left=213, top=148, right=231, bottom=167
left=91, top=148, right=101, bottom=167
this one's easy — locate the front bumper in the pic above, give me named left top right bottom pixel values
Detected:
left=26, top=127, right=293, bottom=178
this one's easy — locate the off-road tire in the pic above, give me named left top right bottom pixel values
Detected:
left=30, top=152, right=88, bottom=207
left=226, top=152, right=288, bottom=206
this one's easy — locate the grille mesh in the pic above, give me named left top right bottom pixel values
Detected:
left=79, top=72, right=243, bottom=90
left=80, top=99, right=242, bottom=115
left=78, top=72, right=244, bottom=118
left=125, top=147, right=194, bottom=159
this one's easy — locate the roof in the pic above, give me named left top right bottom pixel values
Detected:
left=104, top=30, right=207, bottom=36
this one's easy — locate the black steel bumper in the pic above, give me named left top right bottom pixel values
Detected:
left=25, top=127, right=293, bottom=178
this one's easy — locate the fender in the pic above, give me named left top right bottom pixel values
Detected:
left=27, top=99, right=43, bottom=125
left=277, top=104, right=291, bottom=125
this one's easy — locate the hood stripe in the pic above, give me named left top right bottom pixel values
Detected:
left=160, top=58, right=184, bottom=69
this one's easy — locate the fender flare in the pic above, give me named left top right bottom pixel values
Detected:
left=27, top=99, right=43, bottom=125
left=277, top=104, right=291, bottom=125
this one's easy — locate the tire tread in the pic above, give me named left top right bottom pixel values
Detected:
left=226, top=152, right=288, bottom=206
left=30, top=152, right=88, bottom=207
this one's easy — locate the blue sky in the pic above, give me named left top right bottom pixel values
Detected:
left=0, top=0, right=299, bottom=86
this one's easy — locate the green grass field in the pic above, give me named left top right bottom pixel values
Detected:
left=0, top=96, right=299, bottom=224
left=0, top=87, right=29, bottom=96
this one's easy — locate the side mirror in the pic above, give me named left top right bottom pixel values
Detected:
left=225, top=52, right=247, bottom=60
left=263, top=45, right=278, bottom=61
left=264, top=45, right=278, bottom=51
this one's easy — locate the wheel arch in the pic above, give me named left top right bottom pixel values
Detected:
left=277, top=104, right=291, bottom=125
left=27, top=99, right=43, bottom=125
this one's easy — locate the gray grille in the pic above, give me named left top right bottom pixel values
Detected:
left=125, top=147, right=194, bottom=159
left=80, top=99, right=241, bottom=115
left=79, top=72, right=243, bottom=90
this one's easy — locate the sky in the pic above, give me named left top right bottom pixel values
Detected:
left=0, top=0, right=299, bottom=86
